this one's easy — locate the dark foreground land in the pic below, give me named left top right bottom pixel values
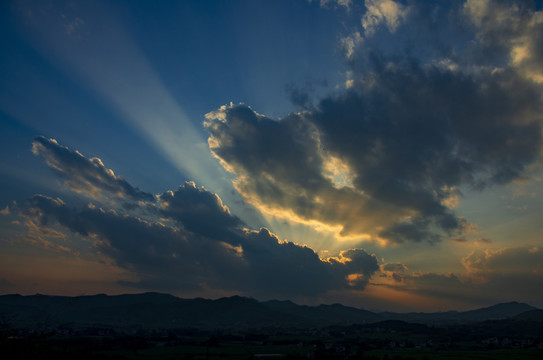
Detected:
left=3, top=321, right=543, bottom=360
left=1, top=293, right=542, bottom=359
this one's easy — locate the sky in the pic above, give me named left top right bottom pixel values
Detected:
left=1, top=0, right=542, bottom=312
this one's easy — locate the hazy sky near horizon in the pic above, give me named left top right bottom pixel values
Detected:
left=1, top=0, right=543, bottom=312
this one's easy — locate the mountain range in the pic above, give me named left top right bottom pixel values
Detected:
left=0, top=293, right=539, bottom=330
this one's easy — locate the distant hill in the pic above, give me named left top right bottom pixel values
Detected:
left=264, top=299, right=381, bottom=325
left=0, top=293, right=539, bottom=331
left=457, top=301, right=536, bottom=322
left=0, top=293, right=295, bottom=330
left=513, top=308, right=543, bottom=321
left=379, top=301, right=537, bottom=324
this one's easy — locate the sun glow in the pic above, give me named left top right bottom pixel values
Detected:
left=322, top=154, right=356, bottom=189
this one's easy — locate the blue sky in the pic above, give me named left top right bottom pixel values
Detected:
left=1, top=0, right=543, bottom=312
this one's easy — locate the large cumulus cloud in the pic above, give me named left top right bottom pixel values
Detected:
left=18, top=137, right=379, bottom=298
left=204, top=0, right=543, bottom=244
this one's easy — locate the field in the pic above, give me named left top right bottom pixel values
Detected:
left=3, top=329, right=542, bottom=360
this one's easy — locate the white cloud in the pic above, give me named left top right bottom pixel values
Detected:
left=362, top=0, right=410, bottom=36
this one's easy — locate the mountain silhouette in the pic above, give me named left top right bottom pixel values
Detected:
left=0, top=293, right=538, bottom=330
left=513, top=308, right=543, bottom=321
left=457, top=301, right=536, bottom=322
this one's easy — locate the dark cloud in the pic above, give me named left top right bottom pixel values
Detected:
left=204, top=0, right=543, bottom=244
left=378, top=219, right=441, bottom=244
left=461, top=246, right=543, bottom=304
left=380, top=262, right=409, bottom=283
left=32, top=136, right=154, bottom=202
left=382, top=263, right=408, bottom=273
left=19, top=138, right=380, bottom=298
left=462, top=0, right=543, bottom=80
left=326, top=65, right=541, bottom=242
left=285, top=80, right=328, bottom=110
left=157, top=181, right=244, bottom=240
left=236, top=229, right=379, bottom=296
left=285, top=84, right=312, bottom=109
left=205, top=104, right=402, bottom=239
left=378, top=246, right=543, bottom=306
left=462, top=246, right=543, bottom=276
left=21, top=194, right=379, bottom=298
left=23, top=194, right=224, bottom=291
